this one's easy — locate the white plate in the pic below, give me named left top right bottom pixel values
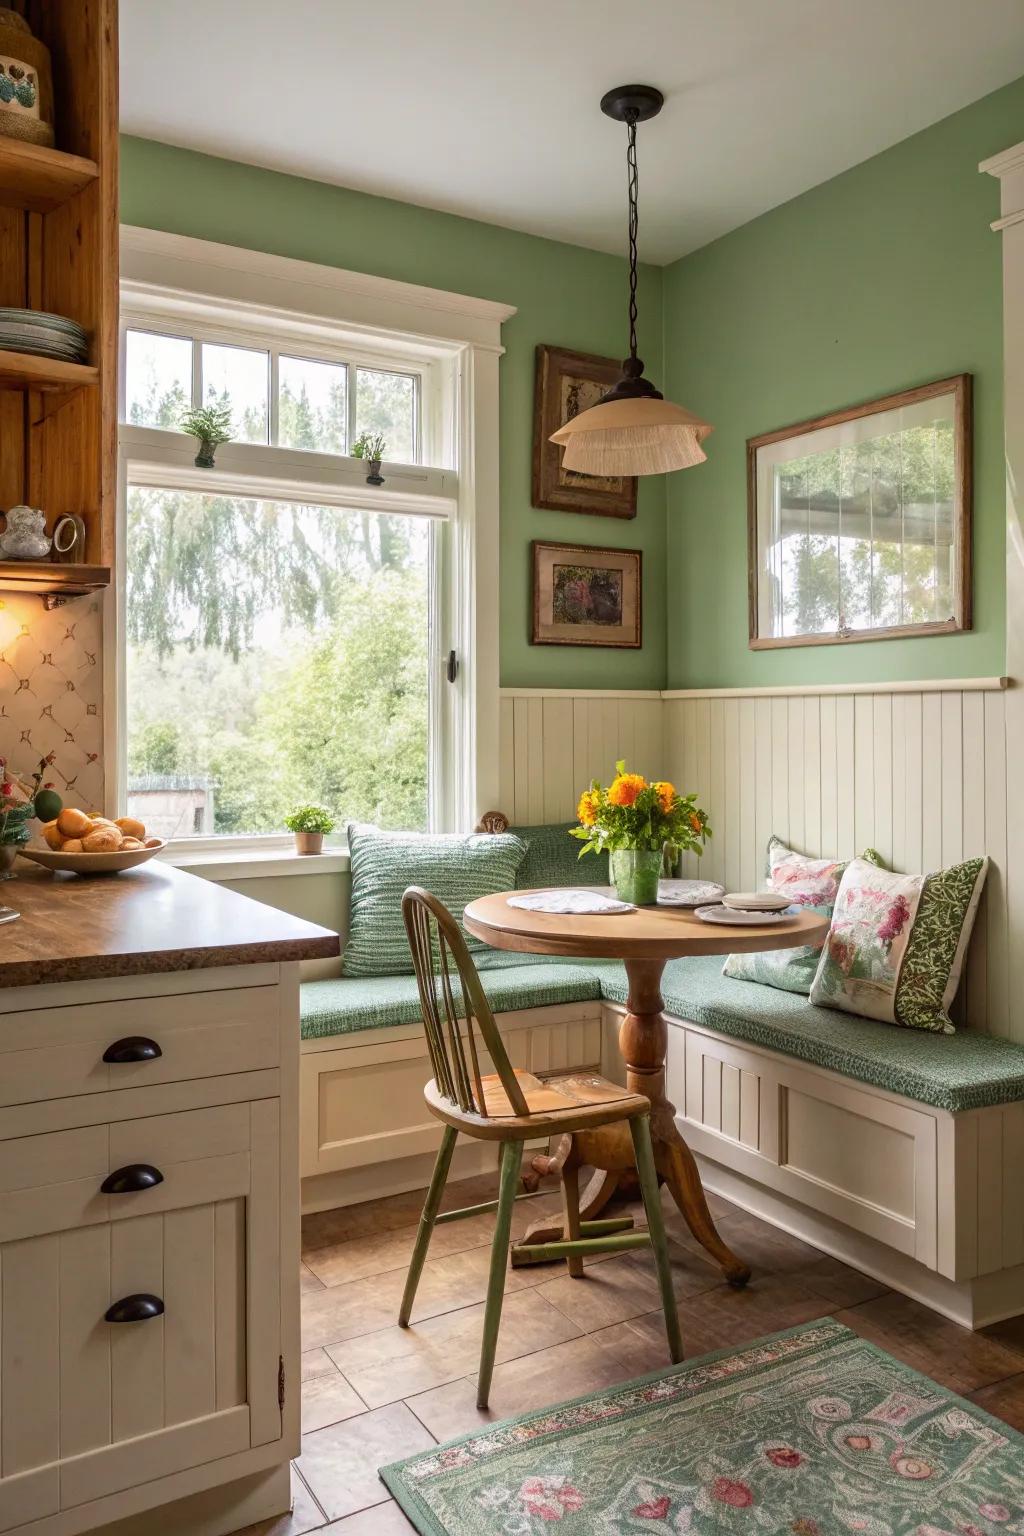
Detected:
left=19, top=842, right=166, bottom=875
left=694, top=903, right=797, bottom=926
left=657, top=879, right=727, bottom=908
left=722, top=891, right=792, bottom=912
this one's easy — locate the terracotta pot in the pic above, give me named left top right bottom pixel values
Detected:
left=294, top=831, right=324, bottom=856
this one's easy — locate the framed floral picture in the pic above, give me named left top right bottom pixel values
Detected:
left=532, top=345, right=637, bottom=518
left=532, top=540, right=641, bottom=648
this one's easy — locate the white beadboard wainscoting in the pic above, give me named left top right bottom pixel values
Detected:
left=497, top=680, right=1018, bottom=1042
left=498, top=689, right=665, bottom=824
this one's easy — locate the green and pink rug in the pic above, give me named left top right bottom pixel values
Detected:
left=381, top=1319, right=1024, bottom=1534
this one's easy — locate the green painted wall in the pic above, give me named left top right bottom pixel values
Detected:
left=662, top=76, right=1024, bottom=689
left=119, top=137, right=666, bottom=690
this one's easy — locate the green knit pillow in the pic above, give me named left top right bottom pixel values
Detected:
left=512, top=822, right=610, bottom=891
left=343, top=823, right=527, bottom=978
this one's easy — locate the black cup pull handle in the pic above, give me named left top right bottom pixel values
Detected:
left=101, top=1163, right=164, bottom=1195
left=105, top=1293, right=164, bottom=1324
left=102, top=1036, right=162, bottom=1064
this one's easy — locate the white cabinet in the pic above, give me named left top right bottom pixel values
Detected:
left=0, top=967, right=299, bottom=1536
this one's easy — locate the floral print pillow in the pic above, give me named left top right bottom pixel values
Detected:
left=723, top=837, right=884, bottom=997
left=809, top=855, right=989, bottom=1033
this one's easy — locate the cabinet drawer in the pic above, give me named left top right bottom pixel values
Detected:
left=0, top=988, right=279, bottom=1109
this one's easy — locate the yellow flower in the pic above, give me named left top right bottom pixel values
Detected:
left=577, top=789, right=600, bottom=826
left=653, top=781, right=675, bottom=814
left=690, top=811, right=702, bottom=834
left=608, top=772, right=646, bottom=808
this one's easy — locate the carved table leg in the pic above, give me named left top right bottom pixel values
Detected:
left=621, top=957, right=751, bottom=1288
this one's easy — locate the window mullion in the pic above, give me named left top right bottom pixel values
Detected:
left=269, top=350, right=280, bottom=447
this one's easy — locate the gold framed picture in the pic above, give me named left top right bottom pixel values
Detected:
left=532, top=345, right=637, bottom=518
left=532, top=540, right=642, bottom=649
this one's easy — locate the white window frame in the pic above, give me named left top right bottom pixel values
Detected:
left=110, top=226, right=514, bottom=856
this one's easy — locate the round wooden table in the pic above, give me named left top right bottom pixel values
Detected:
left=463, top=891, right=829, bottom=1287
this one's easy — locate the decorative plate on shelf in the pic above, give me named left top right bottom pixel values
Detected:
left=694, top=903, right=798, bottom=926
left=19, top=841, right=166, bottom=875
left=657, top=879, right=727, bottom=908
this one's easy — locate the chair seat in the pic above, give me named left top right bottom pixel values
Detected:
left=424, top=1070, right=649, bottom=1139
left=482, top=1070, right=641, bottom=1119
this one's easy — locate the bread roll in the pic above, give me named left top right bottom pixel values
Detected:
left=43, top=821, right=63, bottom=850
left=62, top=838, right=84, bottom=853
left=121, top=837, right=143, bottom=850
left=57, top=807, right=91, bottom=839
left=82, top=827, right=122, bottom=852
left=144, top=837, right=162, bottom=848
left=116, top=817, right=146, bottom=840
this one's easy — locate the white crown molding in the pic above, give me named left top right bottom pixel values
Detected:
left=500, top=680, right=1008, bottom=701
left=979, top=142, right=1024, bottom=179
left=499, top=687, right=663, bottom=700
left=120, top=225, right=516, bottom=352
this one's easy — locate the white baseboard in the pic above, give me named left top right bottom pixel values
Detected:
left=695, top=1150, right=1024, bottom=1330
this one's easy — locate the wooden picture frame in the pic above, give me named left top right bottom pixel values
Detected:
left=532, top=345, right=637, bottom=519
left=532, top=540, right=641, bottom=648
left=747, top=374, right=972, bottom=650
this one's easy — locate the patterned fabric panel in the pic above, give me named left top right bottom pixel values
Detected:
left=342, top=823, right=527, bottom=977
left=511, top=821, right=610, bottom=892
left=300, top=961, right=611, bottom=1040
left=600, top=954, right=1024, bottom=1112
left=810, top=856, right=989, bottom=1034
left=724, top=837, right=886, bottom=996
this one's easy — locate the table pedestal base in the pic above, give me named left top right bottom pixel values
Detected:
left=512, top=958, right=751, bottom=1287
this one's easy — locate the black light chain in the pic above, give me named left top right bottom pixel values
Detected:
left=626, top=109, right=640, bottom=363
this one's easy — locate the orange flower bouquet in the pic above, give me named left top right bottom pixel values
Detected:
left=571, top=760, right=710, bottom=905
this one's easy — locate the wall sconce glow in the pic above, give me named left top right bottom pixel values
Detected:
left=550, top=85, right=713, bottom=478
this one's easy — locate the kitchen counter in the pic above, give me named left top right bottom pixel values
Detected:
left=0, top=857, right=339, bottom=987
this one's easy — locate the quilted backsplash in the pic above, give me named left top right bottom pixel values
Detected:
left=0, top=593, right=104, bottom=812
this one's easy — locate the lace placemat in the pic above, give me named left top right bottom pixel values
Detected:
left=507, top=889, right=634, bottom=915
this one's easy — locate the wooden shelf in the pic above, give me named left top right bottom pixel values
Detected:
left=0, top=350, right=97, bottom=392
left=0, top=561, right=109, bottom=605
left=0, top=137, right=99, bottom=214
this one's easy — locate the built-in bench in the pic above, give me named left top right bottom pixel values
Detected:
left=299, top=825, right=1024, bottom=1330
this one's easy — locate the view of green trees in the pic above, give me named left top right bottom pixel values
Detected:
left=768, top=421, right=956, bottom=637
left=125, top=357, right=429, bottom=835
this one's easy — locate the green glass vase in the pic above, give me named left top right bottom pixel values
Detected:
left=609, top=847, right=663, bottom=906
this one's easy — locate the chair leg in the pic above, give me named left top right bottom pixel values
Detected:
left=399, top=1125, right=457, bottom=1328
left=477, top=1139, right=520, bottom=1410
left=560, top=1155, right=585, bottom=1279
left=629, top=1114, right=684, bottom=1365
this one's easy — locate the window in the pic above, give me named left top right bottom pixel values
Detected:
left=119, top=305, right=449, bottom=844
left=748, top=376, right=971, bottom=648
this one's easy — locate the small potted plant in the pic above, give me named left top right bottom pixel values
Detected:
left=352, top=431, right=386, bottom=485
left=284, top=803, right=335, bottom=856
left=571, top=760, right=711, bottom=906
left=180, top=403, right=233, bottom=469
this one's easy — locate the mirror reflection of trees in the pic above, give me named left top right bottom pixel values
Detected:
left=768, top=421, right=955, bottom=637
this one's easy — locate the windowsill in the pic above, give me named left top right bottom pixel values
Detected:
left=160, top=845, right=350, bottom=880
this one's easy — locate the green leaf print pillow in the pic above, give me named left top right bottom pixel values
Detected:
left=722, top=836, right=885, bottom=997
left=808, top=855, right=989, bottom=1034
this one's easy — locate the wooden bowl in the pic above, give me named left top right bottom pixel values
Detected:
left=18, top=841, right=166, bottom=875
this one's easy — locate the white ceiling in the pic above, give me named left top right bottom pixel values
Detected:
left=120, top=1, right=1024, bottom=266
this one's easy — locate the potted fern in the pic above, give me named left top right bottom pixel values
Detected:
left=180, top=403, right=233, bottom=468
left=284, top=803, right=335, bottom=856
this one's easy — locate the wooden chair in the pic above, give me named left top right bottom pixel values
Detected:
left=399, top=886, right=683, bottom=1409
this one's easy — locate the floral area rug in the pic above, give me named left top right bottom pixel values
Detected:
left=380, top=1319, right=1024, bottom=1534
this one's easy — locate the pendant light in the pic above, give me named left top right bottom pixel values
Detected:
left=551, top=85, right=712, bottom=477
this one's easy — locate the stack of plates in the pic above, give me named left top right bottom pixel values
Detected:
left=0, top=308, right=88, bottom=364
left=695, top=890, right=797, bottom=926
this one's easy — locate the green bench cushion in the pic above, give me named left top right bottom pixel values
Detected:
left=511, top=821, right=608, bottom=891
left=599, top=955, right=1024, bottom=1114
left=300, top=960, right=610, bottom=1041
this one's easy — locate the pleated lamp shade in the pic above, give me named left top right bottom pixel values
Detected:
left=551, top=396, right=714, bottom=477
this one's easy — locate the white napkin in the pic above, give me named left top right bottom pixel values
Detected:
left=507, top=889, right=634, bottom=915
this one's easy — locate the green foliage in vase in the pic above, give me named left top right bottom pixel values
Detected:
left=179, top=403, right=234, bottom=448
left=284, top=804, right=336, bottom=835
left=352, top=431, right=387, bottom=463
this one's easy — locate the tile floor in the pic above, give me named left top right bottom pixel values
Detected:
left=242, top=1168, right=1024, bottom=1534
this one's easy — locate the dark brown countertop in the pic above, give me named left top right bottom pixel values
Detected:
left=0, top=859, right=340, bottom=988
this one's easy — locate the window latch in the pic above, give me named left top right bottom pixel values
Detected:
left=446, top=650, right=458, bottom=683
